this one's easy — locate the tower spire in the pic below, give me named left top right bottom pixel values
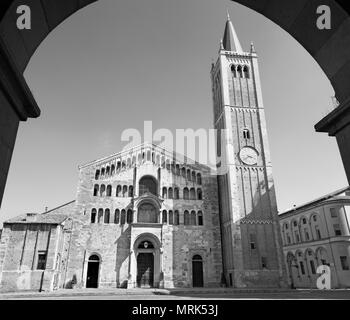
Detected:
left=222, top=12, right=243, bottom=53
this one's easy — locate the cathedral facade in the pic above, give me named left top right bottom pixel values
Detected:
left=0, top=16, right=287, bottom=292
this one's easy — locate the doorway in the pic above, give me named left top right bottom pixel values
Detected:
left=192, top=255, right=204, bottom=287
left=137, top=253, right=154, bottom=288
left=86, top=255, right=100, bottom=288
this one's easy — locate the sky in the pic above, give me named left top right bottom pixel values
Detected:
left=0, top=0, right=347, bottom=226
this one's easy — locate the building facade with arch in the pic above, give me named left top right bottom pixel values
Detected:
left=280, top=187, right=350, bottom=289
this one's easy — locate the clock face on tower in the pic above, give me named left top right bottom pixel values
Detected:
left=239, top=147, right=259, bottom=165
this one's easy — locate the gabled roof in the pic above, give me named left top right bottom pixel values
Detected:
left=279, top=186, right=350, bottom=217
left=79, top=142, right=214, bottom=172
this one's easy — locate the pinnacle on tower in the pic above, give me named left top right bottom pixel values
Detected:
left=222, top=12, right=243, bottom=53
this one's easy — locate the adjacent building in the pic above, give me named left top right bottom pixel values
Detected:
left=279, top=187, right=350, bottom=288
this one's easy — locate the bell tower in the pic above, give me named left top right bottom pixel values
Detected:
left=211, top=13, right=287, bottom=287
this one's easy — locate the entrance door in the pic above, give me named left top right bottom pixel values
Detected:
left=192, top=255, right=204, bottom=287
left=137, top=253, right=154, bottom=288
left=86, top=255, right=100, bottom=288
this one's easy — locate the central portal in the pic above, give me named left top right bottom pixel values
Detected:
left=137, top=253, right=154, bottom=288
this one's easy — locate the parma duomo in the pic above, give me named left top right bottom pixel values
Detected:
left=0, top=15, right=288, bottom=292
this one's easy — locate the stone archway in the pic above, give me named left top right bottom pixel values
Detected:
left=128, top=233, right=162, bottom=289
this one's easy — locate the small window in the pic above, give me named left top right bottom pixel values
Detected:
left=295, top=231, right=300, bottom=243
left=104, top=209, right=110, bottom=223
left=340, top=256, right=349, bottom=271
left=261, top=257, right=267, bottom=269
left=91, top=209, right=97, bottom=223
left=293, top=221, right=297, bottom=227
left=162, top=210, right=167, bottom=224
left=250, top=234, right=256, bottom=250
left=316, top=228, right=322, bottom=240
left=243, top=128, right=250, bottom=140
left=243, top=66, right=250, bottom=79
left=37, top=251, right=47, bottom=270
left=330, top=208, right=338, bottom=218
left=334, top=224, right=342, bottom=236
left=310, top=260, right=316, bottom=274
left=127, top=209, right=133, bottom=224
left=313, top=215, right=317, bottom=222
left=300, top=261, right=305, bottom=275
left=302, top=218, right=307, bottom=224
left=198, top=211, right=203, bottom=226
left=305, top=230, right=310, bottom=241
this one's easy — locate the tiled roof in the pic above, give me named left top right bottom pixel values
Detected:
left=279, top=186, right=350, bottom=217
left=5, top=213, right=68, bottom=225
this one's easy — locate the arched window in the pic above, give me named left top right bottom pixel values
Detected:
left=174, top=210, right=180, bottom=225
left=237, top=65, right=243, bottom=78
left=162, top=187, right=168, bottom=199
left=127, top=209, right=133, bottom=224
left=190, top=188, right=196, bottom=200
left=168, top=188, right=173, bottom=199
left=104, top=209, right=110, bottom=224
left=231, top=65, right=237, bottom=77
left=95, top=170, right=100, bottom=180
left=128, top=186, right=134, bottom=197
left=243, top=65, right=250, bottom=79
left=116, top=185, right=122, bottom=197
left=169, top=210, right=174, bottom=225
left=101, top=168, right=105, bottom=176
left=115, top=209, right=120, bottom=224
left=243, top=128, right=251, bottom=140
left=187, top=169, right=191, bottom=181
left=117, top=161, right=121, bottom=171
left=184, top=210, right=190, bottom=225
left=162, top=210, right=167, bottom=224
left=197, top=189, right=203, bottom=200
left=176, top=165, right=180, bottom=175
left=122, top=161, right=126, bottom=170
left=91, top=209, right=97, bottom=223
left=120, top=210, right=126, bottom=225
left=98, top=209, right=103, bottom=223
left=139, top=176, right=158, bottom=196
left=111, top=165, right=115, bottom=175
left=106, top=166, right=110, bottom=176
left=174, top=188, right=180, bottom=200
left=106, top=185, right=112, bottom=197
left=166, top=159, right=171, bottom=170
left=132, top=156, right=136, bottom=166
left=100, top=185, right=106, bottom=197
left=198, top=211, right=203, bottom=226
left=190, top=211, right=197, bottom=225
left=181, top=167, right=186, bottom=178
left=197, top=173, right=202, bottom=185
left=192, top=171, right=196, bottom=182
left=123, top=185, right=128, bottom=197
left=93, top=184, right=99, bottom=197
left=183, top=188, right=189, bottom=200
left=127, top=158, right=131, bottom=168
